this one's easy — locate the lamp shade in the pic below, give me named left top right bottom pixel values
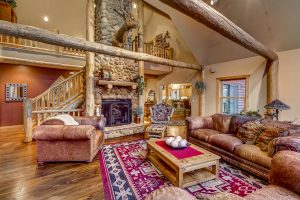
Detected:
left=264, top=99, right=290, bottom=110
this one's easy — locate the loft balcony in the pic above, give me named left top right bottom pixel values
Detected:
left=0, top=34, right=85, bottom=70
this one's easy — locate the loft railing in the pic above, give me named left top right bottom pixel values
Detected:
left=23, top=70, right=84, bottom=142
left=132, top=40, right=173, bottom=60
left=0, top=34, right=86, bottom=57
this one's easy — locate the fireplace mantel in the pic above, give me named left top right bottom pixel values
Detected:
left=97, top=80, right=137, bottom=90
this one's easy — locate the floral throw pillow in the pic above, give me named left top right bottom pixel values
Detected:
left=236, top=121, right=264, bottom=144
left=255, top=126, right=288, bottom=151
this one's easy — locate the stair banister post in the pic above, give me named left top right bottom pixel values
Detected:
left=23, top=98, right=33, bottom=142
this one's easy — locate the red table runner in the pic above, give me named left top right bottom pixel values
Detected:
left=155, top=141, right=203, bottom=159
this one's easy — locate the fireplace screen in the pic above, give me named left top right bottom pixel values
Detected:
left=102, top=99, right=132, bottom=126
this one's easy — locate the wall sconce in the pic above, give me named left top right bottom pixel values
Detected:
left=209, top=66, right=216, bottom=73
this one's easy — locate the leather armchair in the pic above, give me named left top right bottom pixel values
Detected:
left=33, top=116, right=106, bottom=164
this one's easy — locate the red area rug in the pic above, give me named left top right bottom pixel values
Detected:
left=99, top=140, right=266, bottom=200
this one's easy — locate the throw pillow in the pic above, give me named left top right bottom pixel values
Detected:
left=255, top=126, right=288, bottom=151
left=236, top=121, right=264, bottom=144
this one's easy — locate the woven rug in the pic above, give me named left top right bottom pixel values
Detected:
left=99, top=140, right=266, bottom=200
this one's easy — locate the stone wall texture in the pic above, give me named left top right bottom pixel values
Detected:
left=94, top=0, right=139, bottom=121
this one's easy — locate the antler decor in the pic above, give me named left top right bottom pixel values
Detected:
left=112, top=0, right=138, bottom=48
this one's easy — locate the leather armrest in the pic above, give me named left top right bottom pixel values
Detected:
left=185, top=116, right=213, bottom=130
left=269, top=151, right=300, bottom=194
left=268, top=135, right=300, bottom=157
left=33, top=125, right=96, bottom=141
left=74, top=116, right=106, bottom=130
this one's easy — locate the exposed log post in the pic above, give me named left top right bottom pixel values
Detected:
left=23, top=98, right=33, bottom=142
left=159, top=0, right=278, bottom=61
left=0, top=20, right=202, bottom=70
left=138, top=0, right=145, bottom=123
left=266, top=59, right=279, bottom=103
left=85, top=0, right=95, bottom=116
left=198, top=70, right=205, bottom=116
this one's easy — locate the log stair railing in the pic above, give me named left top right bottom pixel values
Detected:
left=23, top=70, right=84, bottom=142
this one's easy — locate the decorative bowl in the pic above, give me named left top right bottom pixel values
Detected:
left=167, top=142, right=190, bottom=150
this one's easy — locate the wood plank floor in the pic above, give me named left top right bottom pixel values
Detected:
left=0, top=126, right=186, bottom=200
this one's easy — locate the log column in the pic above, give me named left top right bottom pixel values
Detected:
left=266, top=59, right=279, bottom=103
left=86, top=0, right=95, bottom=116
left=137, top=0, right=145, bottom=122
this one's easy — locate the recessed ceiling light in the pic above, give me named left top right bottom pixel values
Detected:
left=43, top=16, right=49, bottom=22
left=133, top=3, right=137, bottom=9
left=94, top=4, right=96, bottom=8
left=210, top=0, right=214, bottom=5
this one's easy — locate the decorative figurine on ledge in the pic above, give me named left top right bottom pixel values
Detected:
left=264, top=99, right=290, bottom=120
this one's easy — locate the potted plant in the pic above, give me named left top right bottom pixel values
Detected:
left=134, top=75, right=145, bottom=95
left=0, top=0, right=17, bottom=22
left=134, top=107, right=143, bottom=124
left=194, top=81, right=206, bottom=94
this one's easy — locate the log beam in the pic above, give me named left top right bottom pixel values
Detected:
left=159, top=0, right=278, bottom=61
left=0, top=20, right=202, bottom=71
left=266, top=59, right=279, bottom=103
left=85, top=0, right=95, bottom=116
left=138, top=0, right=145, bottom=122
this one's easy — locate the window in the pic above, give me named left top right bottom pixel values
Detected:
left=217, top=76, right=249, bottom=114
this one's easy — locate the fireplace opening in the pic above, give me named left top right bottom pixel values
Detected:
left=102, top=99, right=132, bottom=126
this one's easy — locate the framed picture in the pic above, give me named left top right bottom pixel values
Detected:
left=6, top=83, right=27, bottom=102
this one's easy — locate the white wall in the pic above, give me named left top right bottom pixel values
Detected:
left=278, top=48, right=300, bottom=121
left=144, top=11, right=198, bottom=64
left=203, top=48, right=300, bottom=121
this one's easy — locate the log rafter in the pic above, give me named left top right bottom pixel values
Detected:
left=0, top=20, right=202, bottom=71
left=159, top=0, right=278, bottom=61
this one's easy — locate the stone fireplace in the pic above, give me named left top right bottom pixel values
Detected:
left=93, top=0, right=144, bottom=139
left=102, top=99, right=132, bottom=126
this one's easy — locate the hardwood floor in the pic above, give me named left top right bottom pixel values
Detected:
left=0, top=126, right=186, bottom=200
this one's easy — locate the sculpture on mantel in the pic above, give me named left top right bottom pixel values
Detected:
left=112, top=0, right=138, bottom=48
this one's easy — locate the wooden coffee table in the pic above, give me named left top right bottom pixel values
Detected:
left=146, top=139, right=220, bottom=188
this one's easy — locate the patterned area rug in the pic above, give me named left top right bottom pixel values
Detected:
left=99, top=140, right=266, bottom=200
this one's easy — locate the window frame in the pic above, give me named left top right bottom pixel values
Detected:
left=216, top=75, right=249, bottom=114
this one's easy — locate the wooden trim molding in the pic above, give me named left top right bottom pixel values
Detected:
left=216, top=75, right=249, bottom=113
left=0, top=125, right=24, bottom=133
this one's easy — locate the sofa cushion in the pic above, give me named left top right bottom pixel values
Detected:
left=42, top=118, right=65, bottom=125
left=236, top=121, right=264, bottom=144
left=245, top=185, right=300, bottom=200
left=145, top=186, right=197, bottom=200
left=212, top=114, right=232, bottom=134
left=190, top=129, right=222, bottom=142
left=208, top=134, right=243, bottom=152
left=256, top=126, right=288, bottom=151
left=261, top=119, right=300, bottom=136
left=233, top=144, right=271, bottom=168
left=229, top=115, right=259, bottom=135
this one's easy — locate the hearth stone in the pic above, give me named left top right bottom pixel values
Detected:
left=104, top=123, right=145, bottom=139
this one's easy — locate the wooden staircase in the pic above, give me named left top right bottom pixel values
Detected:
left=23, top=70, right=84, bottom=142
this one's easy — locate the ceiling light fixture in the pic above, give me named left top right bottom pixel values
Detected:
left=43, top=16, right=49, bottom=22
left=94, top=4, right=96, bottom=8
left=133, top=3, right=137, bottom=9
left=210, top=0, right=214, bottom=5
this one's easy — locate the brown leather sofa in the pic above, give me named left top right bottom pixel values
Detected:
left=33, top=116, right=106, bottom=164
left=186, top=114, right=300, bottom=180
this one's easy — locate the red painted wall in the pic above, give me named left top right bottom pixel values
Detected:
left=0, top=64, right=73, bottom=126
